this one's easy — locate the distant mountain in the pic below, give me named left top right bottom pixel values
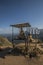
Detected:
left=39, top=29, right=43, bottom=41
left=0, top=29, right=43, bottom=42
left=40, top=29, right=43, bottom=33
left=39, top=29, right=43, bottom=36
left=0, top=33, right=19, bottom=42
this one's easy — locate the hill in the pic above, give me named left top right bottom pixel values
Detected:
left=0, top=36, right=12, bottom=47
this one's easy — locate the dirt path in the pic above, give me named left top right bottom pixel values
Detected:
left=0, top=55, right=43, bottom=65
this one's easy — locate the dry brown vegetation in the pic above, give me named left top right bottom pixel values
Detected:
left=0, top=36, right=12, bottom=48
left=0, top=43, right=43, bottom=65
left=0, top=37, right=43, bottom=65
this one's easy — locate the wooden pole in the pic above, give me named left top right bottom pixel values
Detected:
left=12, top=27, right=14, bottom=48
left=25, top=34, right=28, bottom=54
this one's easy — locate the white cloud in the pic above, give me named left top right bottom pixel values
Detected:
left=0, top=27, right=12, bottom=34
left=0, top=27, right=19, bottom=34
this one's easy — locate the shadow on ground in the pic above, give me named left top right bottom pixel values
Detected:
left=0, top=47, right=25, bottom=59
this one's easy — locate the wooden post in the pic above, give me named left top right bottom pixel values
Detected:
left=35, top=28, right=37, bottom=49
left=25, top=35, right=28, bottom=55
left=12, top=27, right=14, bottom=48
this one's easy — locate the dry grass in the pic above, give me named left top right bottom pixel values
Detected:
left=0, top=42, right=43, bottom=65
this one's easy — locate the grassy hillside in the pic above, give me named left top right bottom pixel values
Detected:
left=0, top=36, right=12, bottom=47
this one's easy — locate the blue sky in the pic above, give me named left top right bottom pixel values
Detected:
left=0, top=0, right=43, bottom=34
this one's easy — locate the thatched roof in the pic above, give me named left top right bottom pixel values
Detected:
left=10, top=23, right=31, bottom=28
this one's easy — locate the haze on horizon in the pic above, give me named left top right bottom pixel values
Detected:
left=0, top=0, right=43, bottom=34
